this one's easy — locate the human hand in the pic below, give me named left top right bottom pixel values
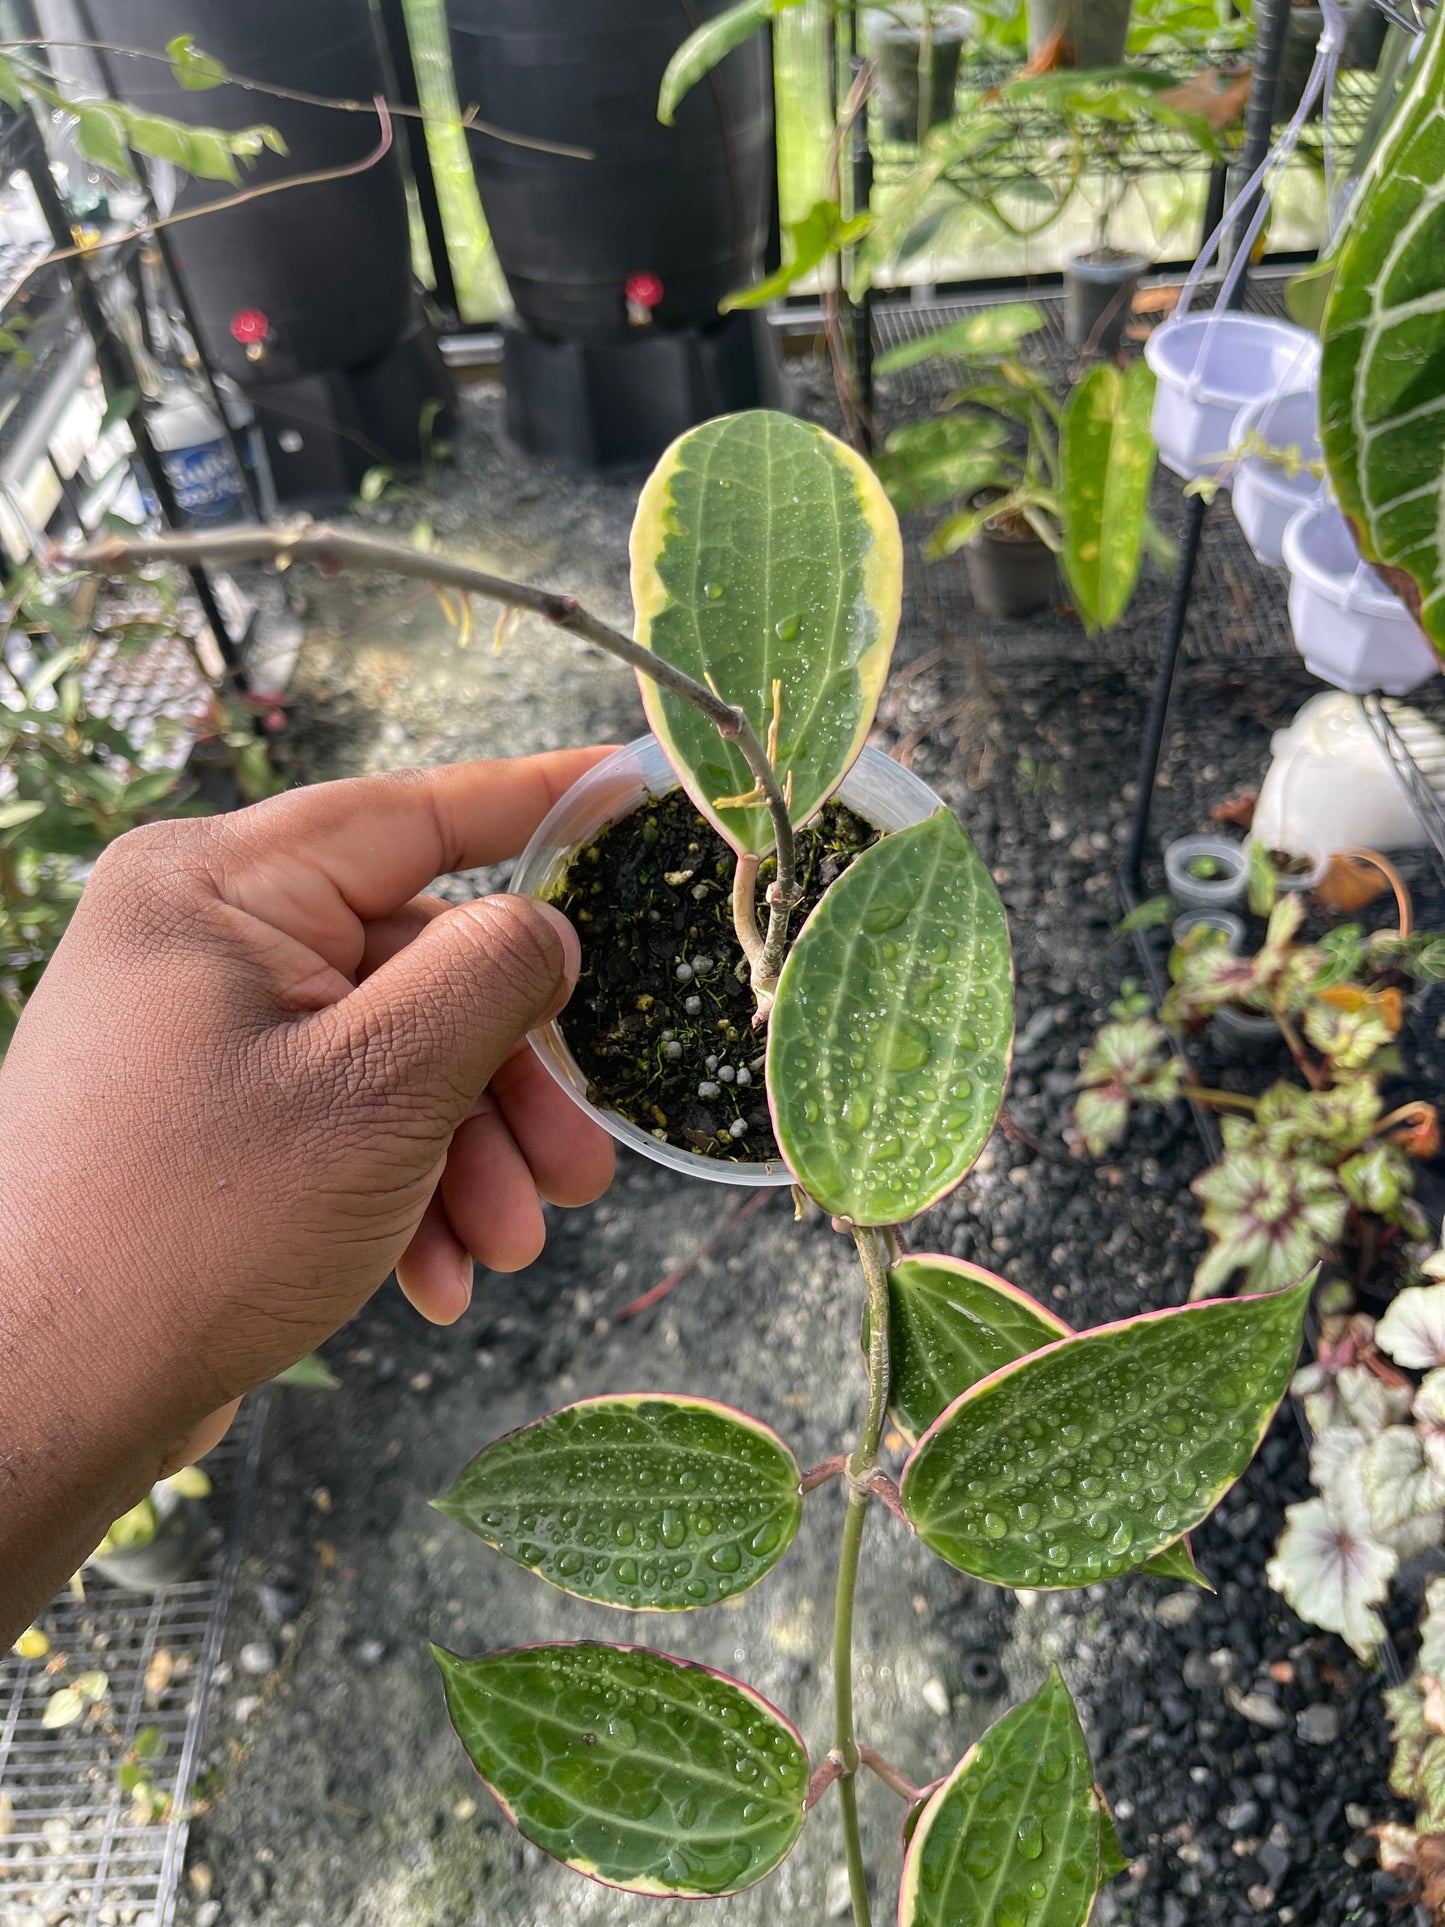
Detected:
left=0, top=749, right=615, bottom=1635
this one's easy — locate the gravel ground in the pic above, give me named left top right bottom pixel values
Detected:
left=165, top=381, right=1428, bottom=1927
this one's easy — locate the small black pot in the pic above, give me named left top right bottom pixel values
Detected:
left=1063, top=248, right=1149, bottom=353
left=963, top=517, right=1058, bottom=619
left=870, top=19, right=968, bottom=144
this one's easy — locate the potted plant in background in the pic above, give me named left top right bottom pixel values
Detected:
left=865, top=3, right=975, bottom=145
left=84, top=1467, right=213, bottom=1591
left=1027, top=0, right=1134, bottom=67
left=876, top=302, right=1163, bottom=624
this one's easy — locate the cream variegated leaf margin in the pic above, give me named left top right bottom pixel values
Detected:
left=630, top=411, right=903, bottom=855
left=1319, top=0, right=1445, bottom=658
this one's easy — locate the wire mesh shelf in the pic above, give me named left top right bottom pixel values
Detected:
left=0, top=1394, right=268, bottom=1927
left=1356, top=688, right=1445, bottom=870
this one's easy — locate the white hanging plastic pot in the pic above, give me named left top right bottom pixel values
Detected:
left=1228, top=386, right=1328, bottom=568
left=1282, top=499, right=1439, bottom=696
left=1145, top=316, right=1320, bottom=482
left=1146, top=0, right=1344, bottom=483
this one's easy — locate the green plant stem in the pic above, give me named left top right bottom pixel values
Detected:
left=1181, top=1084, right=1259, bottom=1113
left=830, top=1225, right=894, bottom=1927
left=66, top=522, right=801, bottom=978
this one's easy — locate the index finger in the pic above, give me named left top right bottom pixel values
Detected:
left=197, top=746, right=617, bottom=966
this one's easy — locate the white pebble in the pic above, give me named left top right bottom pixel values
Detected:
left=728, top=1118, right=747, bottom=1139
left=684, top=995, right=702, bottom=1015
left=718, top=1065, right=735, bottom=1083
left=660, top=1029, right=674, bottom=1041
left=691, top=955, right=712, bottom=974
left=697, top=1081, right=721, bottom=1099
left=705, top=1054, right=719, bottom=1072
left=674, top=962, right=693, bottom=982
left=921, top=1677, right=952, bottom=1719
left=736, top=1067, right=751, bottom=1087
left=238, top=1641, right=275, bottom=1677
left=663, top=1041, right=682, bottom=1060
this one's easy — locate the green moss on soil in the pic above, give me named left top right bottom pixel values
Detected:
left=548, top=789, right=877, bottom=1162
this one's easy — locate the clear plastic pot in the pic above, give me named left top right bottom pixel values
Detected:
left=509, top=734, right=949, bottom=1187
left=1145, top=314, right=1320, bottom=482
left=1163, top=833, right=1249, bottom=910
left=1245, top=834, right=1328, bottom=896
left=1172, top=910, right=1245, bottom=951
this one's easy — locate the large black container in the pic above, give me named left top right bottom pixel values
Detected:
left=448, top=0, right=773, bottom=343
left=97, top=0, right=412, bottom=384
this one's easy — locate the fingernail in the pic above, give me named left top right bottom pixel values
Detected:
left=532, top=900, right=581, bottom=987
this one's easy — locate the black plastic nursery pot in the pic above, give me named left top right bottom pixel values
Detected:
left=869, top=19, right=969, bottom=144
left=962, top=513, right=1058, bottom=620
left=1063, top=248, right=1150, bottom=354
left=102, top=0, right=413, bottom=386
left=448, top=0, right=773, bottom=345
left=1024, top=0, right=1132, bottom=67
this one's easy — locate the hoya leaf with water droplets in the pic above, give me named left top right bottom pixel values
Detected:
left=1139, top=1536, right=1211, bottom=1589
left=434, top=1395, right=801, bottom=1611
left=767, top=811, right=1013, bottom=1223
left=433, top=1642, right=807, bottom=1896
left=1319, top=0, right=1445, bottom=656
left=900, top=1273, right=1312, bottom=1589
left=630, top=411, right=902, bottom=856
left=899, top=1668, right=1116, bottom=1927
left=864, top=1254, right=1070, bottom=1444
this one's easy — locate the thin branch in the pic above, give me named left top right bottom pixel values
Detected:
left=805, top=1753, right=846, bottom=1812
left=801, top=1454, right=848, bottom=1494
left=613, top=1189, right=771, bottom=1321
left=731, top=852, right=765, bottom=974
left=857, top=1745, right=920, bottom=1803
left=858, top=1469, right=906, bottom=1524
left=64, top=520, right=800, bottom=947
left=0, top=37, right=592, bottom=158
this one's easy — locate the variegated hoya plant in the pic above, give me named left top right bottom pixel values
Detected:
left=417, top=412, right=1315, bottom=1925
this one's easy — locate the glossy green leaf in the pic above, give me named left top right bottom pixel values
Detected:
left=433, top=1642, right=807, bottom=1895
left=1060, top=360, right=1158, bottom=633
left=767, top=811, right=1013, bottom=1223
left=434, top=1395, right=801, bottom=1610
left=900, top=1273, right=1312, bottom=1588
left=899, top=1669, right=1119, bottom=1927
left=658, top=0, right=805, bottom=123
left=721, top=200, right=871, bottom=312
left=1140, top=1537, right=1211, bottom=1587
left=866, top=1254, right=1069, bottom=1444
left=167, top=33, right=226, bottom=89
left=875, top=302, right=1046, bottom=373
left=123, top=113, right=195, bottom=171
left=882, top=413, right=1013, bottom=511
left=1320, top=0, right=1445, bottom=656
left=630, top=411, right=902, bottom=855
left=273, top=1352, right=339, bottom=1391
left=75, top=102, right=134, bottom=179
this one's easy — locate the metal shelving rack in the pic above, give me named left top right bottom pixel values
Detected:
left=0, top=1396, right=268, bottom=1927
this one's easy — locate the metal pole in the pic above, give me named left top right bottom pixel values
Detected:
left=375, top=0, right=460, bottom=323
left=1120, top=0, right=1294, bottom=892
left=16, top=105, right=247, bottom=687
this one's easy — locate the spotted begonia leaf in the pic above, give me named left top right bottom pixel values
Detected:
left=434, top=1396, right=801, bottom=1611
left=1074, top=1017, right=1184, bottom=1156
left=1190, top=1147, right=1346, bottom=1298
left=1319, top=0, right=1445, bottom=656
left=865, top=1254, right=1070, bottom=1444
left=1362, top=1425, right=1445, bottom=1538
left=1377, top=1283, right=1445, bottom=1371
left=767, top=811, right=1013, bottom=1223
left=630, top=410, right=902, bottom=856
left=433, top=1643, right=807, bottom=1896
left=901, top=1275, right=1312, bottom=1589
left=898, top=1669, right=1120, bottom=1927
left=1386, top=1679, right=1445, bottom=1832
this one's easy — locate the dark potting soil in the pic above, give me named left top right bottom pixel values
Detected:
left=546, top=788, right=877, bottom=1163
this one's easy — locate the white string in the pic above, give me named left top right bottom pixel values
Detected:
left=1178, top=0, right=1348, bottom=319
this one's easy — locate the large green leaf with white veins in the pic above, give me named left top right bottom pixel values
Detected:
left=1060, top=360, right=1158, bottom=633
left=900, top=1273, right=1312, bottom=1588
left=1320, top=0, right=1445, bottom=657
left=865, top=1254, right=1070, bottom=1444
left=630, top=410, right=903, bottom=855
left=434, top=1642, right=808, bottom=1896
left=899, top=1669, right=1121, bottom=1927
left=433, top=1395, right=801, bottom=1610
left=767, top=810, right=1013, bottom=1223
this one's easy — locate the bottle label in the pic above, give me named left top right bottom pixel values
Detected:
left=161, top=436, right=246, bottom=525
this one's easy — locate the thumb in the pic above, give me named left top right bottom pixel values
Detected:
left=328, top=895, right=579, bottom=1127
